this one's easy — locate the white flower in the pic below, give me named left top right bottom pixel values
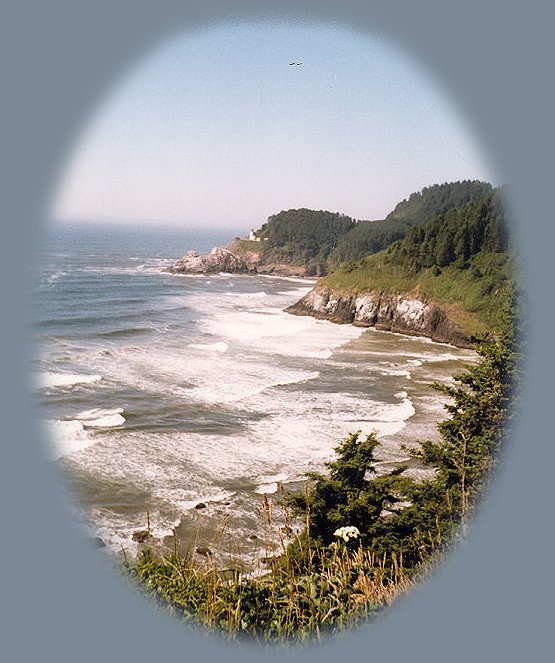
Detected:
left=333, top=526, right=360, bottom=542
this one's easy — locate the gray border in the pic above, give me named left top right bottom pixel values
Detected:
left=2, top=1, right=552, bottom=661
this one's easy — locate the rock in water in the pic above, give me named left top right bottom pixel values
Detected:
left=165, top=247, right=253, bottom=275
left=132, top=529, right=151, bottom=543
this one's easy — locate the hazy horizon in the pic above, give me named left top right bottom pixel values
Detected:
left=50, top=22, right=496, bottom=230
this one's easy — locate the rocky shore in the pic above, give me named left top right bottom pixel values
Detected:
left=164, top=246, right=307, bottom=277
left=165, top=248, right=473, bottom=348
left=285, top=284, right=474, bottom=348
left=164, top=247, right=255, bottom=275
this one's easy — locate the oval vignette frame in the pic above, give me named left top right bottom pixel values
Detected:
left=2, top=2, right=551, bottom=663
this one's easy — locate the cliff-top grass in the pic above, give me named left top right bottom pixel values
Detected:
left=320, top=250, right=513, bottom=337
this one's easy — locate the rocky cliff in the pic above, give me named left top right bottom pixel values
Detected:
left=285, top=284, right=474, bottom=348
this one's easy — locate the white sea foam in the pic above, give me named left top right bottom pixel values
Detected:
left=225, top=291, right=268, bottom=299
left=258, top=274, right=317, bottom=285
left=188, top=366, right=321, bottom=405
left=42, top=270, right=68, bottom=286
left=75, top=408, right=126, bottom=428
left=82, top=258, right=175, bottom=276
left=41, top=407, right=125, bottom=461
left=43, top=419, right=98, bottom=460
left=34, top=371, right=102, bottom=389
left=200, top=306, right=364, bottom=359
left=37, top=255, right=476, bottom=560
left=254, top=471, right=290, bottom=495
left=255, top=483, right=279, bottom=494
left=188, top=341, right=229, bottom=353
left=381, top=368, right=412, bottom=378
left=50, top=360, right=420, bottom=560
left=174, top=272, right=209, bottom=279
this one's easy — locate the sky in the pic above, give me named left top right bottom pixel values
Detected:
left=51, top=22, right=496, bottom=231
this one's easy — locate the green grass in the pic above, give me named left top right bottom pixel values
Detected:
left=125, top=536, right=410, bottom=646
left=227, top=239, right=264, bottom=255
left=320, top=251, right=513, bottom=337
left=124, top=492, right=413, bottom=646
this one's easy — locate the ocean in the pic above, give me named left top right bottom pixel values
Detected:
left=31, top=222, right=476, bottom=569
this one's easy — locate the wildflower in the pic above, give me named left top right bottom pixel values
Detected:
left=333, top=526, right=360, bottom=542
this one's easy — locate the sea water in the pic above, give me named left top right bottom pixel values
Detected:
left=31, top=222, right=476, bottom=568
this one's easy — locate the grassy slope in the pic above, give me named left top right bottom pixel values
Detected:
left=320, top=250, right=513, bottom=338
left=228, top=239, right=263, bottom=255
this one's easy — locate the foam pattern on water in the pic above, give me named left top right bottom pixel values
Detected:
left=33, top=238, right=477, bottom=559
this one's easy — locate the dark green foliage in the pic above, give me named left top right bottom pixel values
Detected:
left=253, top=182, right=495, bottom=273
left=383, top=283, right=521, bottom=563
left=386, top=180, right=493, bottom=226
left=289, top=432, right=411, bottom=548
left=257, top=208, right=355, bottom=274
left=330, top=181, right=494, bottom=267
left=387, top=190, right=509, bottom=271
left=329, top=217, right=411, bottom=265
left=419, top=284, right=521, bottom=513
left=330, top=180, right=497, bottom=267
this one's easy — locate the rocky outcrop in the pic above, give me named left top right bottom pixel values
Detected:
left=165, top=247, right=254, bottom=275
left=286, top=285, right=474, bottom=348
left=165, top=246, right=308, bottom=277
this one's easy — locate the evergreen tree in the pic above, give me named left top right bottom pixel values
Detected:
left=415, top=283, right=521, bottom=525
left=288, top=432, right=410, bottom=547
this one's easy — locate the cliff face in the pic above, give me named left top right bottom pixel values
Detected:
left=285, top=285, right=474, bottom=348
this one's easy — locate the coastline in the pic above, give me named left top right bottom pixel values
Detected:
left=116, top=278, right=476, bottom=567
left=38, top=228, right=478, bottom=569
left=165, top=248, right=476, bottom=349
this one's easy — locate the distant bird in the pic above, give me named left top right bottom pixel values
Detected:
left=289, top=62, right=303, bottom=65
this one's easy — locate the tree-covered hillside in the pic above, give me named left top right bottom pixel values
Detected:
left=257, top=208, right=355, bottom=276
left=251, top=181, right=495, bottom=274
left=322, top=189, right=513, bottom=337
left=385, top=180, right=493, bottom=227
left=328, top=217, right=411, bottom=266
left=329, top=180, right=494, bottom=266
left=387, top=190, right=508, bottom=269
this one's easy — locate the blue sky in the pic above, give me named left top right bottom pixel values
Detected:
left=51, top=22, right=496, bottom=231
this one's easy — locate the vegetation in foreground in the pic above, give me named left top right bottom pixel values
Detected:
left=127, top=532, right=411, bottom=645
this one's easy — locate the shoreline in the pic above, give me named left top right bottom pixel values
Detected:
left=165, top=248, right=476, bottom=349
left=114, top=317, right=474, bottom=567
left=47, top=265, right=475, bottom=566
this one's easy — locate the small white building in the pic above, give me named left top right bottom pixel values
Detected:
left=249, top=229, right=261, bottom=242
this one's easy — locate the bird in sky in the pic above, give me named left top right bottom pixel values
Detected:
left=289, top=62, right=303, bottom=65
